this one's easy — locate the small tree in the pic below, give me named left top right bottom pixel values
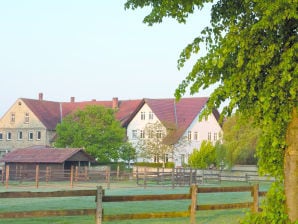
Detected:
left=136, top=121, right=172, bottom=168
left=188, top=140, right=216, bottom=169
left=119, top=142, right=136, bottom=167
left=54, top=105, right=126, bottom=162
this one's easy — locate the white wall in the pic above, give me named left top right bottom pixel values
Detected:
left=127, top=103, right=223, bottom=167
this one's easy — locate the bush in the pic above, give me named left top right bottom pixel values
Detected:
left=134, top=162, right=174, bottom=168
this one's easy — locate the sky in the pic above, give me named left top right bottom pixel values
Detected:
left=0, top=1, right=214, bottom=116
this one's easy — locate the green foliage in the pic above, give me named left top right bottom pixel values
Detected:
left=54, top=105, right=126, bottom=162
left=118, top=142, right=137, bottom=164
left=125, top=1, right=297, bottom=221
left=188, top=140, right=216, bottom=169
left=135, top=162, right=175, bottom=168
left=241, top=182, right=289, bottom=224
left=222, top=113, right=260, bottom=167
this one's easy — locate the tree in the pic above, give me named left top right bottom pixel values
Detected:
left=118, top=142, right=136, bottom=167
left=136, top=121, right=173, bottom=167
left=125, top=1, right=297, bottom=222
left=54, top=105, right=126, bottom=162
left=188, top=140, right=216, bottom=169
left=223, top=112, right=260, bottom=167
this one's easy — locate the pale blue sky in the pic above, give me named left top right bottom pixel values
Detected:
left=0, top=1, right=213, bottom=116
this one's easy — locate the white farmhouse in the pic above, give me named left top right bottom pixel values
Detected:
left=126, top=97, right=223, bottom=167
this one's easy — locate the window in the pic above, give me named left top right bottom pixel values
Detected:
left=164, top=154, right=169, bottom=163
left=7, top=132, right=12, bottom=140
left=0, top=132, right=3, bottom=140
left=156, top=130, right=162, bottom=138
left=37, top=131, right=41, bottom=140
left=214, top=133, right=218, bottom=141
left=194, top=132, right=198, bottom=141
left=208, top=132, right=212, bottom=141
left=24, top=112, right=29, bottom=123
left=28, top=131, right=33, bottom=140
left=149, top=112, right=154, bottom=120
left=188, top=131, right=192, bottom=141
left=148, top=130, right=153, bottom=138
left=140, top=130, right=145, bottom=139
left=154, top=155, right=159, bottom=163
left=141, top=112, right=145, bottom=120
left=18, top=131, right=23, bottom=140
left=11, top=113, right=15, bottom=123
left=132, top=130, right=137, bottom=139
left=181, top=154, right=185, bottom=165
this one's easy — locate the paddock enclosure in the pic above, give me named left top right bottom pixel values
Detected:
left=0, top=184, right=267, bottom=224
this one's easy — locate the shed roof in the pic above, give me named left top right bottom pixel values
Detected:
left=0, top=146, right=95, bottom=163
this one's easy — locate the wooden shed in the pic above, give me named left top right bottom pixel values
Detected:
left=0, top=146, right=95, bottom=180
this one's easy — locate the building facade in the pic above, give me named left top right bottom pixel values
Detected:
left=0, top=94, right=223, bottom=167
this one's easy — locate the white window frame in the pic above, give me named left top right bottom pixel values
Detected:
left=37, top=131, right=41, bottom=140
left=132, top=130, right=137, bottom=139
left=208, top=132, right=212, bottom=141
left=188, top=131, right=192, bottom=141
left=141, top=112, right=145, bottom=120
left=11, top=113, right=15, bottom=123
left=28, top=131, right=34, bottom=141
left=194, top=132, right=198, bottom=141
left=0, top=132, right=3, bottom=140
left=149, top=111, right=154, bottom=120
left=18, top=131, right=23, bottom=140
left=7, top=132, right=12, bottom=140
left=140, top=130, right=145, bottom=139
left=24, top=112, right=29, bottom=123
left=214, top=133, right=218, bottom=141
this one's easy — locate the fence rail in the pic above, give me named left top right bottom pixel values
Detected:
left=0, top=184, right=266, bottom=224
left=1, top=165, right=274, bottom=189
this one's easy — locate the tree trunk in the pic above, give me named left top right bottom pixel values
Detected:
left=284, top=107, right=298, bottom=222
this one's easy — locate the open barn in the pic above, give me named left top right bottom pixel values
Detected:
left=0, top=146, right=95, bottom=180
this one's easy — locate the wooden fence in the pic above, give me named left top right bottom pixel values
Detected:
left=0, top=184, right=266, bottom=224
left=135, top=167, right=274, bottom=187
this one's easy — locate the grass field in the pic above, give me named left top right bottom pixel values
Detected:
left=0, top=180, right=271, bottom=224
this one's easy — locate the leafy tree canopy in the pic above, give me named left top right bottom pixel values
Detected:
left=222, top=112, right=260, bottom=166
left=125, top=0, right=297, bottom=221
left=54, top=105, right=126, bottom=162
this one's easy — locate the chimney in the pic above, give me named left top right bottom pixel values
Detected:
left=70, top=97, right=75, bottom=103
left=112, top=97, right=119, bottom=109
left=38, top=93, right=43, bottom=101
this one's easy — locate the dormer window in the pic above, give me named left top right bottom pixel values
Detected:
left=24, top=112, right=29, bottom=123
left=11, top=113, right=15, bottom=123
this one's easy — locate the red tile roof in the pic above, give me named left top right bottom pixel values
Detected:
left=145, top=97, right=211, bottom=144
left=21, top=98, right=143, bottom=130
left=0, top=146, right=94, bottom=163
left=20, top=96, right=218, bottom=145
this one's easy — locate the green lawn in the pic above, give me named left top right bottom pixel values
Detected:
left=0, top=181, right=271, bottom=224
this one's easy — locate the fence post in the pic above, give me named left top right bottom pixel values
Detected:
left=96, top=186, right=103, bottom=224
left=136, top=166, right=139, bottom=185
left=75, top=166, right=79, bottom=182
left=144, top=167, right=147, bottom=189
left=106, top=166, right=110, bottom=189
left=84, top=166, right=88, bottom=181
left=190, top=184, right=197, bottom=224
left=5, top=165, right=9, bottom=188
left=70, top=166, right=74, bottom=188
left=252, top=184, right=259, bottom=212
left=117, top=164, right=120, bottom=180
left=171, top=167, right=175, bottom=189
left=35, top=164, right=40, bottom=188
